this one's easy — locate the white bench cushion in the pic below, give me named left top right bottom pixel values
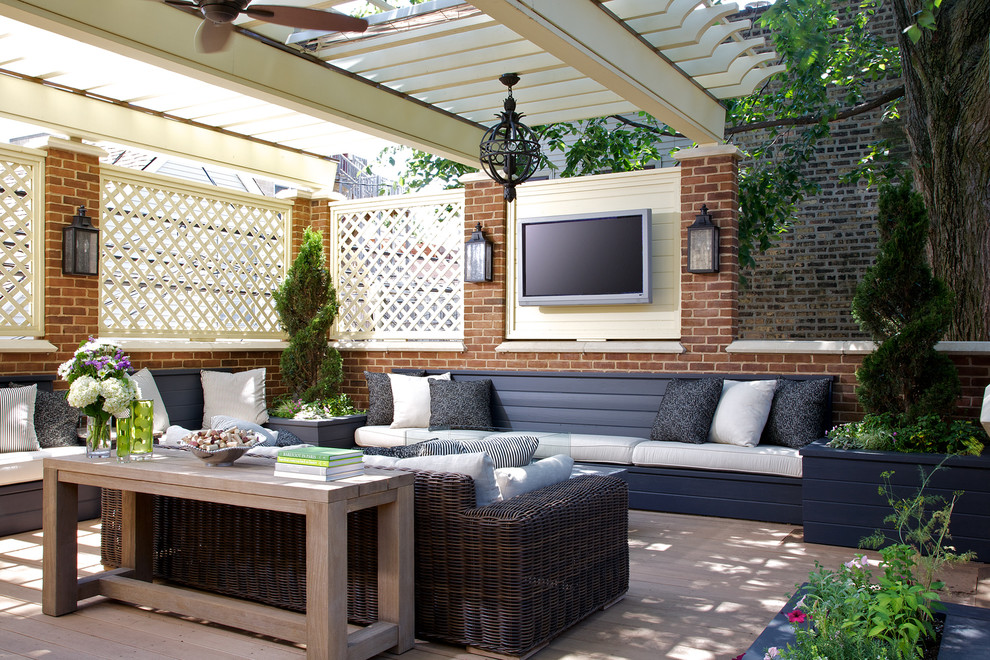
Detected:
left=631, top=441, right=802, bottom=478
left=0, top=446, right=88, bottom=486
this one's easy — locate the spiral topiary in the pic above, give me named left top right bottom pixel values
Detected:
left=273, top=226, right=343, bottom=403
left=852, top=180, right=959, bottom=421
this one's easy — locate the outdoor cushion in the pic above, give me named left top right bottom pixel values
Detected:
left=708, top=379, right=776, bottom=447
left=200, top=368, right=268, bottom=428
left=460, top=434, right=539, bottom=468
left=394, top=451, right=500, bottom=506
left=0, top=385, right=39, bottom=453
left=541, top=433, right=647, bottom=464
left=631, top=440, right=802, bottom=478
left=0, top=445, right=88, bottom=486
left=495, top=454, right=574, bottom=500
left=355, top=425, right=490, bottom=447
left=650, top=378, right=723, bottom=444
left=428, top=378, right=493, bottom=430
left=364, top=370, right=427, bottom=426
left=126, top=368, right=171, bottom=434
left=762, top=378, right=830, bottom=449
left=388, top=372, right=450, bottom=428
left=34, top=390, right=81, bottom=449
left=363, top=438, right=466, bottom=459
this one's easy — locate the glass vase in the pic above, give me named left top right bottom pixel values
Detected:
left=115, top=416, right=132, bottom=463
left=85, top=415, right=113, bottom=459
left=129, top=399, right=154, bottom=460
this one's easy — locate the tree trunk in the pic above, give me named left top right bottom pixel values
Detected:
left=893, top=0, right=990, bottom=340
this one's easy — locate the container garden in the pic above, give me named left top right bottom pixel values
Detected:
left=800, top=439, right=990, bottom=561
left=741, top=586, right=990, bottom=659
left=266, top=413, right=366, bottom=448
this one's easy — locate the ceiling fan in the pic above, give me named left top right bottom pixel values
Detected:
left=159, top=0, right=369, bottom=53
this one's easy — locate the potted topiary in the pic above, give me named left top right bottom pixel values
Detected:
left=800, top=180, right=990, bottom=559
left=267, top=226, right=365, bottom=447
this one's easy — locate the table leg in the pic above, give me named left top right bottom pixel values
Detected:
left=42, top=464, right=79, bottom=616
left=306, top=499, right=348, bottom=660
left=377, top=484, right=414, bottom=652
left=121, top=490, right=153, bottom=581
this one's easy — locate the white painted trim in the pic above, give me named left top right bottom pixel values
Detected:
left=115, top=339, right=287, bottom=352
left=44, top=136, right=107, bottom=159
left=672, top=144, right=744, bottom=161
left=0, top=339, right=58, bottom=353
left=331, top=340, right=466, bottom=353
left=726, top=340, right=990, bottom=355
left=496, top=341, right=686, bottom=354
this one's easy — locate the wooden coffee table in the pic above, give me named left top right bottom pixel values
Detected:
left=42, top=451, right=415, bottom=660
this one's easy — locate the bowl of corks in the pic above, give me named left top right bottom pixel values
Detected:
left=179, top=427, right=263, bottom=467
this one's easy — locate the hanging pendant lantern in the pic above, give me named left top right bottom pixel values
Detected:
left=479, top=73, right=542, bottom=202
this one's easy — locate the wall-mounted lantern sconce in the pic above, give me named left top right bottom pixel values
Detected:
left=464, top=223, right=493, bottom=282
left=686, top=204, right=719, bottom=273
left=479, top=73, right=542, bottom=202
left=62, top=205, right=100, bottom=276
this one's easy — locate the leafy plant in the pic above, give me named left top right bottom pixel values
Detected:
left=272, top=227, right=343, bottom=403
left=269, top=394, right=361, bottom=420
left=827, top=413, right=986, bottom=455
left=852, top=180, right=959, bottom=421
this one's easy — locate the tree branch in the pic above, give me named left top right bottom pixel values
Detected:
left=725, top=86, right=905, bottom=135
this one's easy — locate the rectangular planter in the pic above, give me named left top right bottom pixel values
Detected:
left=265, top=414, right=366, bottom=448
left=800, top=439, right=990, bottom=561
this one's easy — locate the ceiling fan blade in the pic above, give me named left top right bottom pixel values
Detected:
left=196, top=20, right=234, bottom=53
left=244, top=6, right=368, bottom=33
left=161, top=0, right=198, bottom=7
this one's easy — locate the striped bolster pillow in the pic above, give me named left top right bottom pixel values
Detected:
left=0, top=385, right=40, bottom=453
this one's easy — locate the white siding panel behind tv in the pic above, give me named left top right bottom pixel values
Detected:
left=507, top=169, right=681, bottom=340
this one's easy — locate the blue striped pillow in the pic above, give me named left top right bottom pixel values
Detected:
left=459, top=435, right=539, bottom=469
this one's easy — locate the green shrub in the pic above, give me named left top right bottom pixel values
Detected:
left=827, top=413, right=986, bottom=455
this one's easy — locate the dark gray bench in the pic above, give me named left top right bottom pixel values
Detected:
left=414, top=369, right=833, bottom=524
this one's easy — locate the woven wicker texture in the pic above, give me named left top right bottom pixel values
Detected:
left=101, top=470, right=628, bottom=657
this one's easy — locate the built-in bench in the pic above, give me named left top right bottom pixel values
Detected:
left=356, top=370, right=834, bottom=524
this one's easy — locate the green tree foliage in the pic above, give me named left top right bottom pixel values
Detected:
left=272, top=227, right=343, bottom=403
left=852, top=181, right=958, bottom=420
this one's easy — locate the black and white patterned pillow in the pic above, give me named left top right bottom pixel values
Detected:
left=365, top=370, right=427, bottom=426
left=0, top=385, right=39, bottom=453
left=274, top=429, right=304, bottom=447
left=428, top=379, right=493, bottom=431
left=459, top=435, right=539, bottom=469
left=418, top=438, right=468, bottom=456
left=650, top=378, right=724, bottom=444
left=762, top=378, right=831, bottom=449
left=363, top=442, right=427, bottom=459
left=34, top=390, right=81, bottom=448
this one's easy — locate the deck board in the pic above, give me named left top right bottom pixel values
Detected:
left=1, top=513, right=986, bottom=659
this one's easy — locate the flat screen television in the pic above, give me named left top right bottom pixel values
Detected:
left=517, top=209, right=653, bottom=306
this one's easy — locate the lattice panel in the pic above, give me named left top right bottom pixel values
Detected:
left=333, top=192, right=464, bottom=340
left=0, top=148, right=43, bottom=337
left=100, top=169, right=290, bottom=339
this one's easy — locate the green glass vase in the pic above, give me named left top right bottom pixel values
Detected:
left=129, top=399, right=155, bottom=460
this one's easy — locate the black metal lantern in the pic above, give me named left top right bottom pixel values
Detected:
left=479, top=73, right=542, bottom=202
left=686, top=204, right=719, bottom=273
left=62, top=205, right=100, bottom=276
left=464, top=223, right=493, bottom=282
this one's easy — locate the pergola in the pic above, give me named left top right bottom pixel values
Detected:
left=0, top=0, right=781, bottom=190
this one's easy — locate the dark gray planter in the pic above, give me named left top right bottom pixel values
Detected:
left=742, top=586, right=990, bottom=659
left=800, top=439, right=990, bottom=562
left=265, top=414, right=366, bottom=448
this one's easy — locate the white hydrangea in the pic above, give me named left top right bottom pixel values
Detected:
left=100, top=377, right=138, bottom=417
left=67, top=376, right=100, bottom=408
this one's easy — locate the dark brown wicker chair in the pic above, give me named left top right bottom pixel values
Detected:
left=101, top=469, right=628, bottom=658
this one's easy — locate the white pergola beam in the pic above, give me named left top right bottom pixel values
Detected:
left=0, top=75, right=338, bottom=190
left=469, top=0, right=726, bottom=143
left=0, top=0, right=486, bottom=166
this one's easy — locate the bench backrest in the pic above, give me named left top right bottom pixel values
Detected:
left=419, top=370, right=833, bottom=438
left=3, top=375, right=54, bottom=392
left=148, top=368, right=230, bottom=430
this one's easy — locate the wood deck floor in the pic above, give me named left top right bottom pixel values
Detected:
left=2, top=512, right=987, bottom=660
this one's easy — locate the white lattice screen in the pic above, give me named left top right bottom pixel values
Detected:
left=100, top=166, right=291, bottom=339
left=332, top=191, right=465, bottom=340
left=0, top=145, right=44, bottom=337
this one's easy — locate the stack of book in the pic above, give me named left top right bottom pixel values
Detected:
left=274, top=446, right=364, bottom=481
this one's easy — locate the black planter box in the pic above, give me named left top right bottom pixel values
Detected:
left=742, top=585, right=990, bottom=659
left=265, top=414, right=366, bottom=448
left=800, top=440, right=990, bottom=561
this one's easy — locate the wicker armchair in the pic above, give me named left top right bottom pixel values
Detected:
left=101, top=468, right=628, bottom=658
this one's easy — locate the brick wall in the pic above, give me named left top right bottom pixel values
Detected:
left=732, top=1, right=907, bottom=339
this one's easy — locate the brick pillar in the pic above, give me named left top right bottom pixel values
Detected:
left=462, top=174, right=508, bottom=358
left=43, top=138, right=107, bottom=382
left=673, top=145, right=742, bottom=356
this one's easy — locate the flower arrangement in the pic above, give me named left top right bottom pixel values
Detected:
left=57, top=337, right=140, bottom=456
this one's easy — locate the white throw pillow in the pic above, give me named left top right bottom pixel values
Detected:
left=708, top=379, right=777, bottom=447
left=363, top=454, right=400, bottom=468
left=388, top=372, right=450, bottom=429
left=126, top=368, right=171, bottom=435
left=0, top=385, right=39, bottom=452
left=394, top=451, right=499, bottom=506
left=201, top=368, right=268, bottom=428
left=495, top=454, right=574, bottom=500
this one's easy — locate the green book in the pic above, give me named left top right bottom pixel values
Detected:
left=277, top=446, right=362, bottom=462
left=277, top=456, right=365, bottom=468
